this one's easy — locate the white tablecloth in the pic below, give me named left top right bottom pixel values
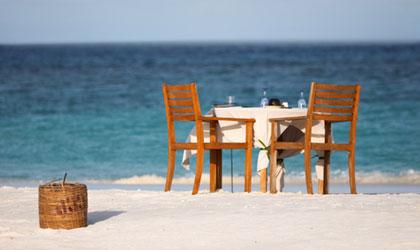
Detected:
left=182, top=107, right=325, bottom=175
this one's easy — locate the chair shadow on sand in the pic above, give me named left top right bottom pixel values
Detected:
left=88, top=211, right=125, bottom=225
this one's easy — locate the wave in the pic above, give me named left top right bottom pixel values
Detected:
left=83, top=169, right=420, bottom=185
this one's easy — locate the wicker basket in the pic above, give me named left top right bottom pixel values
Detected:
left=39, top=176, right=88, bottom=229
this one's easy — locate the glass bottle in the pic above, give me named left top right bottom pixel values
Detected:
left=297, top=91, right=307, bottom=109
left=260, top=89, right=269, bottom=107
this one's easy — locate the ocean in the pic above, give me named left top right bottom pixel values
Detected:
left=1, top=43, right=419, bottom=186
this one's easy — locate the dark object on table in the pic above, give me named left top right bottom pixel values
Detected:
left=268, top=98, right=281, bottom=106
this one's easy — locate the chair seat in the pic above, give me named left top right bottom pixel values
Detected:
left=173, top=143, right=197, bottom=150
left=274, top=142, right=351, bottom=151
left=311, top=143, right=351, bottom=151
left=205, top=142, right=248, bottom=149
left=275, top=142, right=304, bottom=150
left=174, top=142, right=248, bottom=150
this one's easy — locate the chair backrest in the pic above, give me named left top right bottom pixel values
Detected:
left=306, top=82, right=361, bottom=145
left=162, top=82, right=203, bottom=144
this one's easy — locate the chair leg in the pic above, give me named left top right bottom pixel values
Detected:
left=164, top=149, right=176, bottom=192
left=348, top=150, right=357, bottom=194
left=192, top=148, right=204, bottom=195
left=304, top=149, right=313, bottom=194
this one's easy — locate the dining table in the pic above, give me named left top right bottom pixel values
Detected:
left=182, top=106, right=326, bottom=192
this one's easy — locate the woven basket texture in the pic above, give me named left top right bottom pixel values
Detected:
left=39, top=183, right=88, bottom=229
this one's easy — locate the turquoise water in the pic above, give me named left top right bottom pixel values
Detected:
left=0, top=43, right=419, bottom=184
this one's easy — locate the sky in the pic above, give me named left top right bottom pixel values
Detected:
left=0, top=0, right=420, bottom=44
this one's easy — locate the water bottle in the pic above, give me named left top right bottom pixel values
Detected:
left=260, top=89, right=269, bottom=107
left=297, top=91, right=307, bottom=109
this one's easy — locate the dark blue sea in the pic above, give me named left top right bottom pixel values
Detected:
left=1, top=43, right=419, bottom=186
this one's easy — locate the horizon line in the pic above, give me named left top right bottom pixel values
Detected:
left=1, top=39, right=420, bottom=46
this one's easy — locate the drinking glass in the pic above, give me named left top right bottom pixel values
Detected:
left=227, top=96, right=235, bottom=105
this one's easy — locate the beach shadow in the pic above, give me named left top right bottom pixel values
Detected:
left=88, top=210, right=125, bottom=225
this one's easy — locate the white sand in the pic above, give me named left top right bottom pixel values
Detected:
left=1, top=187, right=419, bottom=250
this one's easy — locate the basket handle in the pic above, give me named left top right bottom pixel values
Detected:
left=62, top=173, right=67, bottom=188
left=44, top=172, right=68, bottom=187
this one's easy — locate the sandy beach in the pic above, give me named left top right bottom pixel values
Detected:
left=2, top=0, right=420, bottom=249
left=1, top=186, right=419, bottom=249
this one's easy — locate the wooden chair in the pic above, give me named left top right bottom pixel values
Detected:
left=269, top=82, right=361, bottom=194
left=162, top=82, right=255, bottom=195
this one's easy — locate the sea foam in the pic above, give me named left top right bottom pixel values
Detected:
left=83, top=169, right=420, bottom=185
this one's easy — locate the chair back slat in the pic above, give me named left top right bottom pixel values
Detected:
left=314, top=83, right=356, bottom=91
left=313, top=106, right=353, bottom=114
left=168, top=99, right=194, bottom=107
left=172, top=114, right=196, bottom=121
left=312, top=114, right=352, bottom=122
left=167, top=91, right=193, bottom=99
left=166, top=84, right=192, bottom=91
left=314, top=98, right=353, bottom=106
left=171, top=107, right=194, bottom=114
left=315, top=91, right=355, bottom=99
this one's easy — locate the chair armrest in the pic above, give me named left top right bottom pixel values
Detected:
left=201, top=116, right=255, bottom=123
left=269, top=116, right=307, bottom=123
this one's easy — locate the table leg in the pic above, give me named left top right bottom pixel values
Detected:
left=323, top=151, right=330, bottom=194
left=317, top=151, right=325, bottom=195
left=245, top=122, right=253, bottom=192
left=260, top=168, right=267, bottom=193
left=210, top=150, right=217, bottom=192
left=216, top=150, right=222, bottom=190
left=324, top=121, right=332, bottom=194
left=317, top=121, right=331, bottom=194
left=269, top=121, right=278, bottom=193
left=209, top=121, right=218, bottom=193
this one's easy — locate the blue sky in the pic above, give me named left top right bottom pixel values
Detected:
left=1, top=0, right=420, bottom=44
